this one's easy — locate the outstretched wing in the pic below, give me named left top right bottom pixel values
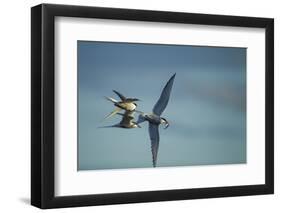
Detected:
left=113, top=90, right=126, bottom=101
left=126, top=98, right=140, bottom=102
left=153, top=73, right=176, bottom=116
left=104, top=96, right=118, bottom=104
left=103, top=107, right=122, bottom=120
left=97, top=124, right=120, bottom=128
left=149, top=123, right=160, bottom=167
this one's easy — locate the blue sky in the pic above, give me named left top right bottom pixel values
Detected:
left=78, top=41, right=246, bottom=170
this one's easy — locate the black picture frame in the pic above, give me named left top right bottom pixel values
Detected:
left=31, top=3, right=274, bottom=209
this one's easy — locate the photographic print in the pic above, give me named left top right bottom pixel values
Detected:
left=78, top=41, right=246, bottom=170
left=31, top=4, right=273, bottom=208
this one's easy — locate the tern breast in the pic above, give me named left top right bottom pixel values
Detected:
left=116, top=102, right=136, bottom=111
left=146, top=114, right=161, bottom=125
left=126, top=103, right=136, bottom=111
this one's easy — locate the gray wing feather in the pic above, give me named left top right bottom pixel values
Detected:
left=153, top=73, right=176, bottom=116
left=113, top=90, right=126, bottom=101
left=149, top=123, right=160, bottom=167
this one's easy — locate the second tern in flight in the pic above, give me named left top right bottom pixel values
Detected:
left=99, top=111, right=141, bottom=129
left=104, top=90, right=140, bottom=119
left=137, top=73, right=176, bottom=167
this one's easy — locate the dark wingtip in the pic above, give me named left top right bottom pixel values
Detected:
left=168, top=73, right=176, bottom=83
left=97, top=126, right=109, bottom=129
left=164, top=73, right=176, bottom=91
left=112, top=90, right=127, bottom=101
left=152, top=160, right=157, bottom=167
left=131, top=98, right=138, bottom=101
left=112, top=89, right=120, bottom=95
